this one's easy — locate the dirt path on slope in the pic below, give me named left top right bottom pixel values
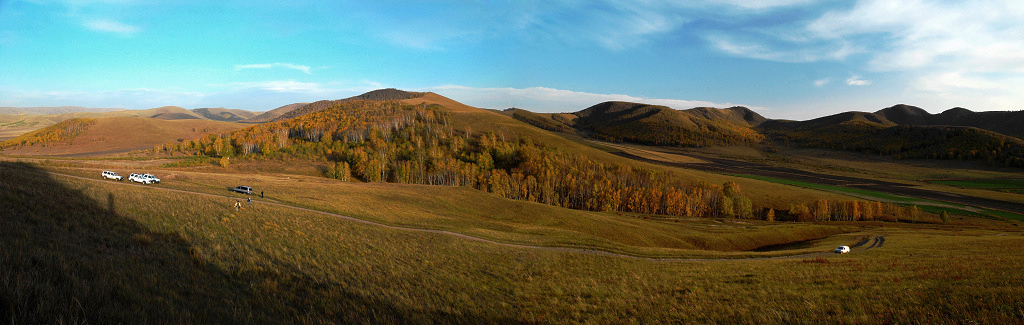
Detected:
left=3, top=162, right=884, bottom=262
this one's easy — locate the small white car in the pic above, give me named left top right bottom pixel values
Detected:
left=101, top=171, right=123, bottom=181
left=129, top=173, right=161, bottom=184
left=835, top=246, right=850, bottom=254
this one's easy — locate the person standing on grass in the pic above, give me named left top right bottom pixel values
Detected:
left=234, top=200, right=241, bottom=211
left=248, top=196, right=252, bottom=206
left=261, top=191, right=264, bottom=198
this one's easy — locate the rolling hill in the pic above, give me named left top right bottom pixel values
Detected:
left=759, top=111, right=1024, bottom=167
left=0, top=106, right=265, bottom=141
left=242, top=103, right=307, bottom=123
left=509, top=101, right=765, bottom=147
left=876, top=104, right=1024, bottom=139
left=0, top=106, right=124, bottom=115
left=273, top=88, right=425, bottom=122
left=192, top=107, right=258, bottom=122
left=0, top=116, right=248, bottom=156
left=759, top=111, right=896, bottom=131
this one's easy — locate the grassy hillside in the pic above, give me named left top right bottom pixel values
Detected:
left=0, top=118, right=96, bottom=150
left=876, top=104, right=1024, bottom=139
left=1, top=117, right=247, bottom=156
left=152, top=93, right=910, bottom=225
left=507, top=108, right=576, bottom=133
left=243, top=103, right=307, bottom=123
left=273, top=89, right=425, bottom=122
left=762, top=118, right=1024, bottom=167
left=0, top=114, right=64, bottom=141
left=760, top=111, right=895, bottom=131
left=193, top=107, right=258, bottom=122
left=561, top=101, right=764, bottom=147
left=4, top=161, right=1024, bottom=323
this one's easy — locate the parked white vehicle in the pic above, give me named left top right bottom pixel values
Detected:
left=231, top=185, right=253, bottom=194
left=129, top=173, right=161, bottom=184
left=101, top=171, right=123, bottom=181
left=835, top=246, right=850, bottom=254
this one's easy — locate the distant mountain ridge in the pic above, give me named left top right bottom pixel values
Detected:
left=757, top=105, right=1024, bottom=167
left=875, top=104, right=1024, bottom=139
left=243, top=103, right=308, bottom=123
left=192, top=107, right=258, bottom=122
left=510, top=101, right=765, bottom=147
left=0, top=106, right=124, bottom=115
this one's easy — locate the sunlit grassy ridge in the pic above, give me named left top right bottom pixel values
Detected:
left=0, top=117, right=95, bottom=149
left=3, top=162, right=1024, bottom=323
left=48, top=164, right=846, bottom=256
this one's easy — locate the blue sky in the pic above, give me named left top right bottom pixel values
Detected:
left=1, top=0, right=1022, bottom=120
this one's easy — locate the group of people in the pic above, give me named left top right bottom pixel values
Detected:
left=233, top=191, right=263, bottom=211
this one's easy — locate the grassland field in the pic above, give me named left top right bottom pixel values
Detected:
left=3, top=102, right=1024, bottom=323
left=3, top=158, right=1024, bottom=323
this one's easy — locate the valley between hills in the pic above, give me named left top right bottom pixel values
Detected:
left=2, top=89, right=1023, bottom=323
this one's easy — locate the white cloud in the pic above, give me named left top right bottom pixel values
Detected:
left=807, top=0, right=1024, bottom=73
left=83, top=18, right=139, bottom=36
left=846, top=75, right=870, bottom=86
left=814, top=79, right=829, bottom=87
left=702, top=0, right=1024, bottom=110
left=423, top=85, right=753, bottom=112
left=234, top=63, right=312, bottom=74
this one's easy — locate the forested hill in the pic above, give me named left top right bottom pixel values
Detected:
left=511, top=101, right=765, bottom=147
left=272, top=89, right=425, bottom=122
left=503, top=98, right=1024, bottom=167
left=875, top=104, right=1024, bottom=139
left=759, top=113, right=1024, bottom=167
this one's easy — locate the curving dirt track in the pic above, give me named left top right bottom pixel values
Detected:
left=612, top=151, right=1024, bottom=215
left=4, top=162, right=882, bottom=262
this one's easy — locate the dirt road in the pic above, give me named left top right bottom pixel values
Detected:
left=5, top=162, right=882, bottom=262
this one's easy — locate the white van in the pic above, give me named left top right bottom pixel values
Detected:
left=834, top=246, right=850, bottom=254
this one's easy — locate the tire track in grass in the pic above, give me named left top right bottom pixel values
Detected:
left=5, top=162, right=886, bottom=262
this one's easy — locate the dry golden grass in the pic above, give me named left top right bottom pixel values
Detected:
left=43, top=162, right=851, bottom=257
left=1, top=116, right=247, bottom=157
left=3, top=161, right=1023, bottom=323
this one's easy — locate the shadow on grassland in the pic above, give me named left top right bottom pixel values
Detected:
left=0, top=162, right=509, bottom=324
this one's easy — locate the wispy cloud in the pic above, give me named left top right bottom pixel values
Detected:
left=83, top=19, right=140, bottom=36
left=234, top=63, right=312, bottom=74
left=424, top=85, right=754, bottom=112
left=814, top=79, right=830, bottom=87
left=703, top=0, right=1024, bottom=110
left=846, top=75, right=870, bottom=86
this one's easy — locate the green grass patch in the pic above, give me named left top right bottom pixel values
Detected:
left=733, top=174, right=914, bottom=203
left=738, top=174, right=1024, bottom=221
